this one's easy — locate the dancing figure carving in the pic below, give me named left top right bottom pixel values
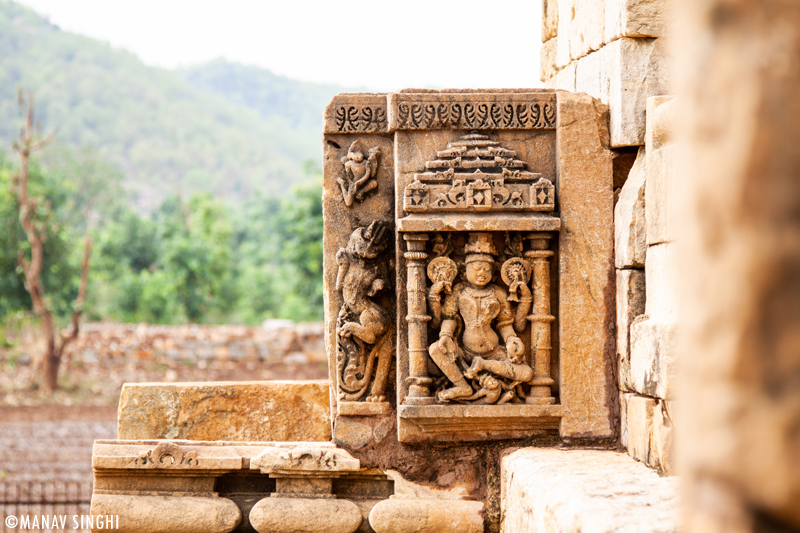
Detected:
left=335, top=221, right=393, bottom=402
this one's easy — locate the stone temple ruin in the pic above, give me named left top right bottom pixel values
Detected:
left=87, top=1, right=800, bottom=532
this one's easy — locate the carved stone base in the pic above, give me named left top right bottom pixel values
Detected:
left=338, top=401, right=392, bottom=416
left=397, top=404, right=563, bottom=443
left=526, top=397, right=556, bottom=405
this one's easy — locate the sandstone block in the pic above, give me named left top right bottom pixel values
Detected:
left=644, top=242, right=677, bottom=321
left=542, top=0, right=558, bottom=41
left=620, top=391, right=629, bottom=448
left=540, top=38, right=558, bottom=82
left=117, top=381, right=331, bottom=442
left=567, top=0, right=606, bottom=62
left=625, top=393, right=658, bottom=468
left=544, top=61, right=576, bottom=91
left=629, top=317, right=676, bottom=399
left=605, top=0, right=670, bottom=42
left=574, top=37, right=672, bottom=147
left=249, top=497, right=362, bottom=533
left=369, top=498, right=484, bottom=533
left=555, top=92, right=617, bottom=438
left=617, top=268, right=646, bottom=392
left=653, top=398, right=674, bottom=475
left=615, top=146, right=647, bottom=268
left=676, top=2, right=800, bottom=527
left=501, top=448, right=679, bottom=532
left=90, top=494, right=241, bottom=533
left=645, top=96, right=677, bottom=245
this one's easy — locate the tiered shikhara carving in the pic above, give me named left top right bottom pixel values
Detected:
left=404, top=133, right=555, bottom=213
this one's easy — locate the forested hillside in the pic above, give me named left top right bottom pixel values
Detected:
left=0, top=1, right=345, bottom=325
left=0, top=1, right=345, bottom=210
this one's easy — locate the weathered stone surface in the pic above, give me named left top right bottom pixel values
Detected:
left=645, top=96, right=676, bottom=246
left=545, top=61, right=576, bottom=91
left=250, top=445, right=360, bottom=475
left=542, top=0, right=559, bottom=42
left=605, top=0, right=670, bottom=42
left=369, top=499, right=484, bottom=533
left=612, top=147, right=639, bottom=190
left=617, top=268, right=646, bottom=392
left=567, top=0, right=606, bottom=62
left=250, top=497, right=362, bottom=533
left=644, top=242, right=677, bottom=321
left=574, top=37, right=672, bottom=147
left=556, top=92, right=616, bottom=438
left=630, top=317, right=676, bottom=399
left=625, top=393, right=658, bottom=468
left=676, top=1, right=800, bottom=529
left=615, top=147, right=647, bottom=268
left=620, top=391, right=629, bottom=448
left=653, top=398, right=674, bottom=475
left=91, top=494, right=241, bottom=533
left=540, top=38, right=558, bottom=82
left=501, top=448, right=680, bottom=533
left=117, top=381, right=331, bottom=442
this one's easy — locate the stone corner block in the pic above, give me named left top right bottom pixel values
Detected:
left=617, top=268, right=646, bottom=392
left=574, top=37, right=672, bottom=147
left=117, top=381, right=332, bottom=442
left=623, top=393, right=675, bottom=473
left=605, top=0, right=671, bottom=43
left=645, top=95, right=677, bottom=246
left=500, top=448, right=679, bottom=533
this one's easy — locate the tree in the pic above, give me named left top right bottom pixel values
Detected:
left=13, top=91, right=91, bottom=392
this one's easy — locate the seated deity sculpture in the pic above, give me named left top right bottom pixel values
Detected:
left=426, top=233, right=534, bottom=402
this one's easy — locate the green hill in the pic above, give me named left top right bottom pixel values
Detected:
left=0, top=1, right=344, bottom=210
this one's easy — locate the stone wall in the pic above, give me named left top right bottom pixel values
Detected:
left=541, top=0, right=676, bottom=474
left=65, top=321, right=326, bottom=365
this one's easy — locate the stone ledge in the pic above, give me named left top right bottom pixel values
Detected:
left=117, top=381, right=331, bottom=442
left=501, top=448, right=679, bottom=533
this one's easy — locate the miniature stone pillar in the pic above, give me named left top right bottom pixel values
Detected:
left=526, top=233, right=555, bottom=405
left=403, top=233, right=433, bottom=405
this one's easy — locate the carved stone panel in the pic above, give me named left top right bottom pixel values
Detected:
left=323, top=90, right=615, bottom=446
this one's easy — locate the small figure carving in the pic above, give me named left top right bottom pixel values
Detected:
left=337, top=140, right=381, bottom=207
left=335, top=221, right=393, bottom=402
left=427, top=233, right=533, bottom=402
left=135, top=443, right=198, bottom=468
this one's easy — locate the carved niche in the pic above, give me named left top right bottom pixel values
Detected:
left=324, top=89, right=618, bottom=444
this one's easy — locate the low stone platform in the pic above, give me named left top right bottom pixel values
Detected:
left=117, top=381, right=331, bottom=442
left=501, top=448, right=680, bottom=533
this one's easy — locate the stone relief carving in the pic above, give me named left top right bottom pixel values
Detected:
left=403, top=133, right=555, bottom=213
left=337, top=140, right=381, bottom=207
left=134, top=443, right=198, bottom=468
left=335, top=221, right=393, bottom=404
left=251, top=446, right=360, bottom=474
left=333, top=105, right=388, bottom=133
left=394, top=100, right=556, bottom=130
left=425, top=233, right=534, bottom=403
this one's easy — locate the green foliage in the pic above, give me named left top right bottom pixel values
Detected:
left=0, top=149, right=84, bottom=320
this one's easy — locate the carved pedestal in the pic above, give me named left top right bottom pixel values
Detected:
left=323, top=89, right=615, bottom=445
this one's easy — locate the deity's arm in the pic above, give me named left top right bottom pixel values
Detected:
left=494, top=286, right=517, bottom=343
left=367, top=149, right=380, bottom=177
left=439, top=318, right=457, bottom=339
left=427, top=290, right=443, bottom=329
left=514, top=288, right=532, bottom=333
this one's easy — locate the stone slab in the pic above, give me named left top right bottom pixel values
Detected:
left=629, top=317, right=676, bottom=399
left=624, top=393, right=673, bottom=473
left=574, top=37, right=672, bottom=147
left=615, top=147, right=647, bottom=268
left=617, top=268, right=646, bottom=392
left=556, top=92, right=617, bottom=438
left=645, top=96, right=677, bottom=245
left=501, top=448, right=680, bottom=532
left=605, top=0, right=670, bottom=43
left=644, top=242, right=677, bottom=321
left=117, top=381, right=331, bottom=442
left=540, top=37, right=558, bottom=82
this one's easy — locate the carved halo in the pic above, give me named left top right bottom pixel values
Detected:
left=500, top=257, right=532, bottom=286
left=427, top=256, right=458, bottom=285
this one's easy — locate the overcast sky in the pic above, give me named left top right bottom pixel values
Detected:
left=15, top=0, right=544, bottom=91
